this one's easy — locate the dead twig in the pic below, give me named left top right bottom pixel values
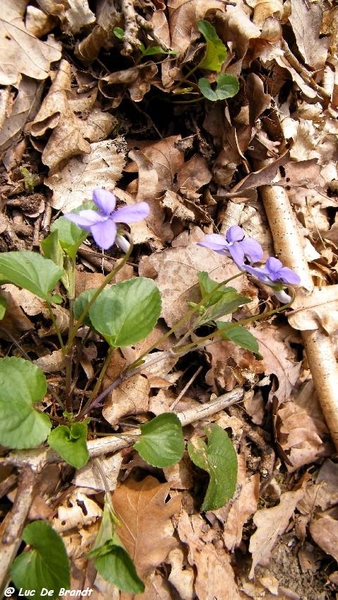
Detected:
left=0, top=389, right=244, bottom=470
left=0, top=467, right=36, bottom=596
left=259, top=181, right=338, bottom=451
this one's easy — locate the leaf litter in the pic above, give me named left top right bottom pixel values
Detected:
left=1, top=0, right=338, bottom=597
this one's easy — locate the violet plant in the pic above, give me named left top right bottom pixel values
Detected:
left=0, top=194, right=301, bottom=596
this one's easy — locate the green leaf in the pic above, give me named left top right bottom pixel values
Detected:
left=198, top=73, right=239, bottom=101
left=134, top=413, right=184, bottom=468
left=48, top=423, right=89, bottom=469
left=0, top=295, right=7, bottom=319
left=0, top=357, right=51, bottom=449
left=0, top=251, right=63, bottom=303
left=113, top=26, right=124, bottom=39
left=196, top=273, right=252, bottom=323
left=89, top=277, right=161, bottom=347
left=217, top=323, right=261, bottom=355
left=41, top=230, right=64, bottom=269
left=10, top=521, right=70, bottom=599
left=50, top=216, right=88, bottom=260
left=73, top=288, right=96, bottom=327
left=142, top=45, right=177, bottom=57
left=197, top=20, right=227, bottom=71
left=94, top=542, right=145, bottom=594
left=90, top=501, right=145, bottom=594
left=188, top=424, right=237, bottom=511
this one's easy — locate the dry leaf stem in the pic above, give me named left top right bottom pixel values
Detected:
left=259, top=183, right=338, bottom=450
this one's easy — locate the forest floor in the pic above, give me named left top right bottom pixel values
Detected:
left=1, top=0, right=338, bottom=598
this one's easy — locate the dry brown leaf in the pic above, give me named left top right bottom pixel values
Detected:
left=205, top=339, right=265, bottom=392
left=222, top=473, right=260, bottom=551
left=30, top=60, right=116, bottom=172
left=0, top=0, right=61, bottom=85
left=0, top=77, right=43, bottom=152
left=100, top=62, right=158, bottom=105
left=288, top=286, right=338, bottom=334
left=248, top=324, right=301, bottom=402
left=177, top=511, right=242, bottom=600
left=167, top=0, right=225, bottom=58
left=45, top=139, right=127, bottom=211
left=274, top=381, right=332, bottom=472
left=289, top=0, right=329, bottom=70
left=249, top=488, right=304, bottom=578
left=73, top=454, right=124, bottom=492
left=309, top=515, right=338, bottom=562
left=113, top=476, right=181, bottom=578
left=103, top=373, right=150, bottom=425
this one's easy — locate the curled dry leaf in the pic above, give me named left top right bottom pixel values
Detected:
left=0, top=0, right=61, bottom=85
left=288, top=285, right=338, bottom=335
left=247, top=323, right=302, bottom=402
left=289, top=0, right=329, bottom=70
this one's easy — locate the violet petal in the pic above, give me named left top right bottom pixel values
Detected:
left=226, top=225, right=245, bottom=243
left=92, top=188, right=116, bottom=215
left=113, top=202, right=150, bottom=223
left=197, top=234, right=228, bottom=253
left=240, top=238, right=264, bottom=263
left=90, top=219, right=117, bottom=250
left=64, top=210, right=106, bottom=229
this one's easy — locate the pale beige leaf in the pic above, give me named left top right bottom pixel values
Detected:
left=45, top=139, right=127, bottom=211
left=288, top=286, right=338, bottom=334
left=177, top=512, right=242, bottom=600
left=53, top=490, right=102, bottom=533
left=249, top=488, right=304, bottom=578
left=64, top=0, right=95, bottom=34
left=73, top=454, right=124, bottom=492
left=310, top=515, right=338, bottom=562
left=113, top=476, right=181, bottom=578
left=0, top=0, right=61, bottom=85
left=289, top=0, right=329, bottom=70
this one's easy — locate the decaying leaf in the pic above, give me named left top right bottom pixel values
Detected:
left=249, top=488, right=304, bottom=578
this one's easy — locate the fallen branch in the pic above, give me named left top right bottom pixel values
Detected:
left=0, top=388, right=244, bottom=470
left=0, top=467, right=36, bottom=596
left=259, top=183, right=338, bottom=451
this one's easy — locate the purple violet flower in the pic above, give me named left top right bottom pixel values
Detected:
left=197, top=225, right=264, bottom=270
left=245, top=257, right=301, bottom=302
left=64, top=188, right=150, bottom=251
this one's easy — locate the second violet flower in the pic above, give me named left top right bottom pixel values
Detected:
left=197, top=225, right=264, bottom=270
left=198, top=225, right=301, bottom=303
left=65, top=188, right=150, bottom=251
